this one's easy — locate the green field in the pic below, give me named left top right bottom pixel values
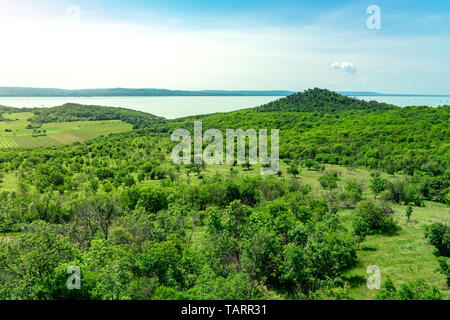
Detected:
left=0, top=112, right=133, bottom=148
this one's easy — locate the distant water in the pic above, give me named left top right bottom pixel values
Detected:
left=0, top=96, right=282, bottom=119
left=0, top=95, right=448, bottom=119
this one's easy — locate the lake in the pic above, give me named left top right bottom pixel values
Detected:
left=0, top=95, right=448, bottom=119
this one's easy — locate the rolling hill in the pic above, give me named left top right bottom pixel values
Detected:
left=0, top=88, right=448, bottom=301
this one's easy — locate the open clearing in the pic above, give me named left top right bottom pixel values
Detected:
left=0, top=112, right=133, bottom=148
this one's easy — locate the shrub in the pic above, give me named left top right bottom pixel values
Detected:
left=287, top=164, right=300, bottom=177
left=376, top=278, right=444, bottom=300
left=121, top=185, right=168, bottom=213
left=406, top=205, right=412, bottom=222
left=318, top=171, right=340, bottom=190
left=338, top=180, right=363, bottom=207
left=424, top=222, right=450, bottom=256
left=436, top=257, right=450, bottom=287
left=381, top=180, right=424, bottom=206
left=369, top=176, right=387, bottom=198
left=353, top=200, right=397, bottom=234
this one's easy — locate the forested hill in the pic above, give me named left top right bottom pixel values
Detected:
left=172, top=89, right=449, bottom=197
left=254, top=88, right=397, bottom=113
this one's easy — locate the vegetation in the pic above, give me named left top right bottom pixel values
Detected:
left=424, top=222, right=450, bottom=257
left=28, top=104, right=166, bottom=129
left=376, top=277, right=444, bottom=300
left=0, top=89, right=448, bottom=300
left=0, top=111, right=133, bottom=148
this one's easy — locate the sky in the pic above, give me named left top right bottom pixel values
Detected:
left=0, top=0, right=449, bottom=94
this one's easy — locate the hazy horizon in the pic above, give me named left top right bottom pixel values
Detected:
left=1, top=1, right=449, bottom=94
left=0, top=86, right=449, bottom=96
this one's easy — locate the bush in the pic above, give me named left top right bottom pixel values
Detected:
left=376, top=278, right=444, bottom=300
left=238, top=177, right=260, bottom=207
left=406, top=205, right=412, bottom=221
left=287, top=164, right=300, bottom=177
left=338, top=181, right=363, bottom=207
left=353, top=200, right=397, bottom=234
left=381, top=180, right=424, bottom=206
left=318, top=171, right=340, bottom=190
left=436, top=257, right=450, bottom=287
left=424, top=222, right=450, bottom=256
left=370, top=176, right=387, bottom=198
left=121, top=185, right=168, bottom=213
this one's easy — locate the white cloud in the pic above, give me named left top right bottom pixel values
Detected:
left=331, top=62, right=357, bottom=73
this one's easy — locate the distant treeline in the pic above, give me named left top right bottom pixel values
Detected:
left=0, top=87, right=293, bottom=97
left=28, top=104, right=167, bottom=130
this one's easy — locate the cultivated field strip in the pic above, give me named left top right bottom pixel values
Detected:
left=0, top=136, right=19, bottom=148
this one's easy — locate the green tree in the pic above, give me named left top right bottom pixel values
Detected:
left=406, top=205, right=413, bottom=222
left=424, top=222, right=450, bottom=256
left=370, top=176, right=387, bottom=199
left=354, top=200, right=397, bottom=234
left=318, top=171, right=340, bottom=190
left=0, top=223, right=78, bottom=299
left=287, top=164, right=300, bottom=178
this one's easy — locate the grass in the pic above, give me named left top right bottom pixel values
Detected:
left=341, top=202, right=449, bottom=299
left=0, top=112, right=133, bottom=148
left=0, top=172, right=20, bottom=191
left=185, top=161, right=449, bottom=299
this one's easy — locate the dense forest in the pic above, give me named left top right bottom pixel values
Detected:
left=0, top=89, right=448, bottom=300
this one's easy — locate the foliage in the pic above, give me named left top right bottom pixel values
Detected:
left=424, top=222, right=450, bottom=256
left=0, top=89, right=448, bottom=300
left=352, top=200, right=397, bottom=237
left=435, top=257, right=450, bottom=287
left=376, top=277, right=444, bottom=300
left=29, top=103, right=165, bottom=130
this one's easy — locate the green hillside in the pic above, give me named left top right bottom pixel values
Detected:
left=0, top=89, right=448, bottom=301
left=170, top=89, right=449, bottom=202
left=254, top=88, right=396, bottom=112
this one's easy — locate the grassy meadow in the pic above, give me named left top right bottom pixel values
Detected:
left=0, top=112, right=133, bottom=148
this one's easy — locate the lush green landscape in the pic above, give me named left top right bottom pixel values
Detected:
left=0, top=89, right=448, bottom=300
left=0, top=110, right=133, bottom=148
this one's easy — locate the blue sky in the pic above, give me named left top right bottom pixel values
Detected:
left=0, top=0, right=449, bottom=93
